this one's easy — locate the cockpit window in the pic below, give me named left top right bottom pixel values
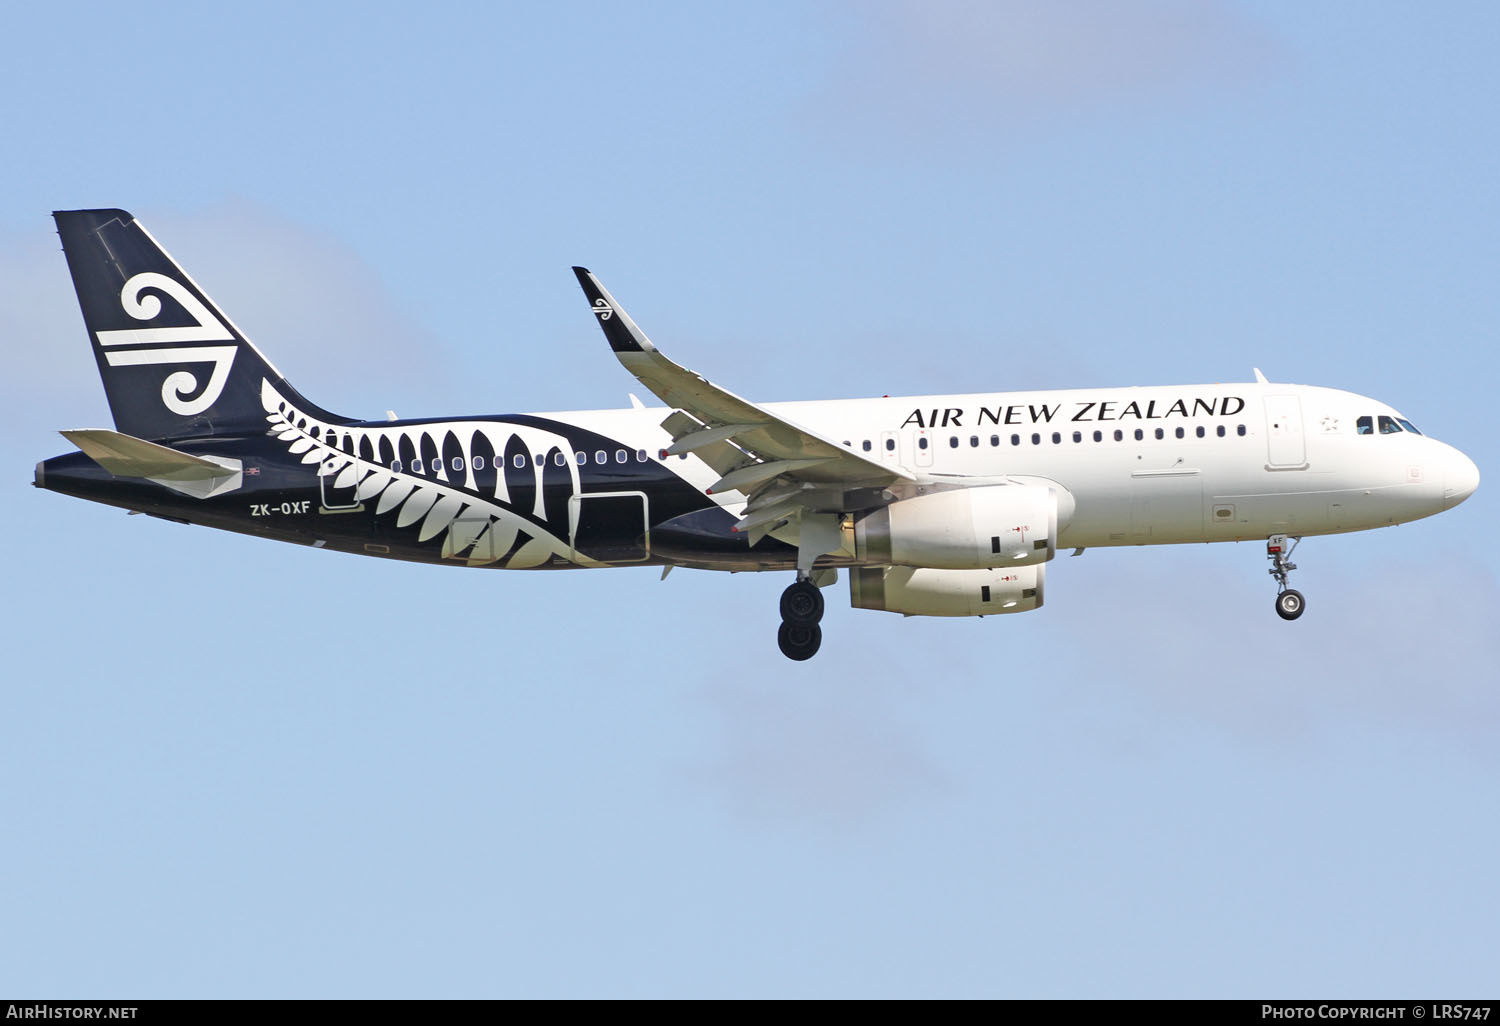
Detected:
left=1356, top=416, right=1373, bottom=435
left=1398, top=419, right=1421, bottom=435
left=1378, top=415, right=1401, bottom=434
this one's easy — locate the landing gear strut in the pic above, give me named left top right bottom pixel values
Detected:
left=1267, top=534, right=1305, bottom=621
left=778, top=578, right=824, bottom=660
left=777, top=515, right=842, bottom=660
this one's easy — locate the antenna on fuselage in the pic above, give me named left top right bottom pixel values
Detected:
left=1253, top=368, right=1269, bottom=384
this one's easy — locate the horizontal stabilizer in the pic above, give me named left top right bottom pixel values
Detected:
left=61, top=428, right=243, bottom=499
left=63, top=428, right=228, bottom=479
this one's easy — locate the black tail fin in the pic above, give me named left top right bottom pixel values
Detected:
left=53, top=208, right=347, bottom=441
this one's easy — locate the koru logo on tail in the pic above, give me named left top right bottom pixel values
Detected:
left=592, top=297, right=614, bottom=321
left=95, top=272, right=238, bottom=416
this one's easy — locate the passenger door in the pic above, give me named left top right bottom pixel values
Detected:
left=1264, top=395, right=1307, bottom=469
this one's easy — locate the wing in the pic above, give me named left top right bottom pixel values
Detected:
left=572, top=268, right=912, bottom=541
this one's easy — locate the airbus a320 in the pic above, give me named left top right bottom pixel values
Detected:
left=35, top=209, right=1480, bottom=659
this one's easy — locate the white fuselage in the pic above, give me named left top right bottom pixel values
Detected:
left=549, top=381, right=1478, bottom=547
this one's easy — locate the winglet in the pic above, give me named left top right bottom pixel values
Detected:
left=571, top=267, right=657, bottom=354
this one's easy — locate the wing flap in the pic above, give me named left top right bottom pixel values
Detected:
left=709, top=458, right=831, bottom=497
left=666, top=422, right=762, bottom=455
left=658, top=410, right=745, bottom=477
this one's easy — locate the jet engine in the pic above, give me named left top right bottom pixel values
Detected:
left=849, top=564, right=1045, bottom=617
left=852, top=483, right=1062, bottom=570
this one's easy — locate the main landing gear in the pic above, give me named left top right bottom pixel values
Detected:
left=1267, top=534, right=1305, bottom=621
left=777, top=514, right=842, bottom=661
left=777, top=578, right=825, bottom=661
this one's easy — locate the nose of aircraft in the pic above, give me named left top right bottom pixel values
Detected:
left=1444, top=448, right=1480, bottom=509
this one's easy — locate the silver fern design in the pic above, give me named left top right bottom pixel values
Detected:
left=260, top=380, right=600, bottom=568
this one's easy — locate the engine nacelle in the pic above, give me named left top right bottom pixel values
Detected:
left=853, top=484, right=1059, bottom=570
left=849, top=564, right=1045, bottom=617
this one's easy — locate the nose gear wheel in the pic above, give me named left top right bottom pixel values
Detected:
left=1267, top=535, right=1306, bottom=621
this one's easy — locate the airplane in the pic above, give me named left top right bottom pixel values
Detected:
left=35, top=209, right=1480, bottom=660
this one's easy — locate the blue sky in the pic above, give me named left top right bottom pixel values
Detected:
left=2, top=0, right=1495, bottom=998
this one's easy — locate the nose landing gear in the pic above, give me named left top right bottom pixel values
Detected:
left=1267, top=534, right=1305, bottom=621
left=777, top=578, right=824, bottom=660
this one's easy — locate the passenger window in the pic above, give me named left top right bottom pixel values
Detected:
left=1113, top=430, right=1123, bottom=442
left=515, top=454, right=527, bottom=469
left=1174, top=427, right=1185, bottom=439
left=1356, top=416, right=1373, bottom=435
left=1237, top=425, right=1247, bottom=436
left=1031, top=433, right=1040, bottom=445
left=990, top=435, right=999, bottom=446
left=1092, top=430, right=1102, bottom=442
left=412, top=458, right=424, bottom=473
left=862, top=440, right=872, bottom=452
left=1155, top=428, right=1164, bottom=440
left=1195, top=426, right=1205, bottom=438
left=1071, top=431, right=1082, bottom=443
left=473, top=455, right=486, bottom=470
left=616, top=449, right=628, bottom=463
left=534, top=454, right=545, bottom=467
left=1011, top=434, right=1020, bottom=446
left=658, top=449, right=669, bottom=460
left=576, top=451, right=587, bottom=465
left=949, top=436, right=958, bottom=448
left=390, top=460, right=403, bottom=473
left=555, top=452, right=567, bottom=466
left=452, top=457, right=465, bottom=471
left=970, top=435, right=979, bottom=447
left=886, top=438, right=896, bottom=452
left=636, top=449, right=648, bottom=462
left=1216, top=425, right=1225, bottom=438
left=1134, top=429, right=1143, bottom=441
left=918, top=437, right=929, bottom=450
left=1379, top=416, right=1401, bottom=434
left=1051, top=432, right=1061, bottom=444
left=594, top=450, right=607, bottom=464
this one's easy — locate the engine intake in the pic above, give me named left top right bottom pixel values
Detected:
left=850, top=564, right=1045, bottom=617
left=853, top=484, right=1060, bottom=570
